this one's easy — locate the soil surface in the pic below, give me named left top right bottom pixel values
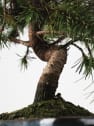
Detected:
left=0, top=97, right=93, bottom=120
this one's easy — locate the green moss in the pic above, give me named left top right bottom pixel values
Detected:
left=0, top=98, right=93, bottom=120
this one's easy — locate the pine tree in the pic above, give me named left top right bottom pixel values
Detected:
left=0, top=0, right=94, bottom=102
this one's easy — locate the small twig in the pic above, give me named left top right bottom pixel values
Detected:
left=85, top=43, right=93, bottom=58
left=72, top=43, right=86, bottom=56
left=25, top=47, right=29, bottom=57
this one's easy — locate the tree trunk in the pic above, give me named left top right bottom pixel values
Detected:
left=28, top=13, right=67, bottom=103
left=34, top=48, right=67, bottom=103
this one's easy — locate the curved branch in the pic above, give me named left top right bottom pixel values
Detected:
left=72, top=43, right=86, bottom=56
left=9, top=38, right=32, bottom=47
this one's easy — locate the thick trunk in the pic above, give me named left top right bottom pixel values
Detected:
left=28, top=17, right=67, bottom=103
left=34, top=48, right=67, bottom=103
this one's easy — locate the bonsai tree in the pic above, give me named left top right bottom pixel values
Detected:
left=0, top=0, right=94, bottom=103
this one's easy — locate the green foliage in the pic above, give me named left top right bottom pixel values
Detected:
left=0, top=33, right=9, bottom=48
left=17, top=48, right=30, bottom=70
left=75, top=55, right=94, bottom=78
left=17, top=47, right=36, bottom=70
left=20, top=56, right=28, bottom=70
left=0, top=0, right=94, bottom=77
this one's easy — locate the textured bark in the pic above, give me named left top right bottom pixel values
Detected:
left=34, top=48, right=67, bottom=103
left=28, top=23, right=67, bottom=103
left=28, top=15, right=67, bottom=102
left=28, top=23, right=64, bottom=61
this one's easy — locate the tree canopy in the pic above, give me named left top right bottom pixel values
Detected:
left=0, top=0, right=94, bottom=78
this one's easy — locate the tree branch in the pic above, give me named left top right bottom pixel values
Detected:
left=50, top=36, right=65, bottom=45
left=36, top=30, right=65, bottom=35
left=9, top=38, right=32, bottom=47
left=72, top=43, right=86, bottom=56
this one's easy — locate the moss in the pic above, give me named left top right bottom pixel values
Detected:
left=0, top=98, right=93, bottom=120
